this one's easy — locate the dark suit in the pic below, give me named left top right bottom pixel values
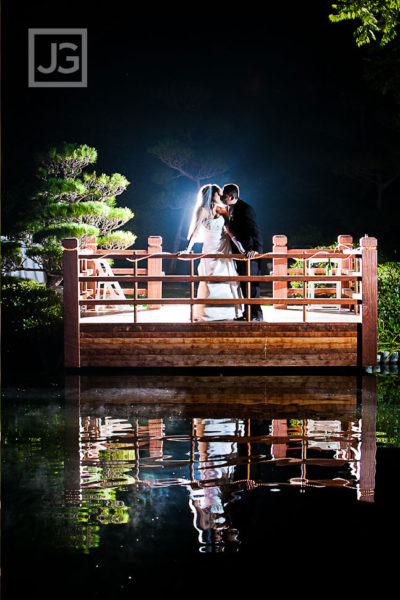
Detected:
left=228, top=198, right=263, bottom=320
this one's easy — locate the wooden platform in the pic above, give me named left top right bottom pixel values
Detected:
left=63, top=235, right=377, bottom=368
left=80, top=304, right=362, bottom=324
left=80, top=321, right=360, bottom=367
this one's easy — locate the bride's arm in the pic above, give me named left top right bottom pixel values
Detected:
left=179, top=207, right=207, bottom=253
left=185, top=235, right=196, bottom=253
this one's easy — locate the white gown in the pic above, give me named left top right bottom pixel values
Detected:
left=193, top=216, right=244, bottom=322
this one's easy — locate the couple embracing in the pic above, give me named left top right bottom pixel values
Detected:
left=183, top=183, right=263, bottom=322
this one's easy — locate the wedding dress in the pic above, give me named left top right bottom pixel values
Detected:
left=193, top=216, right=244, bottom=322
left=187, top=418, right=245, bottom=550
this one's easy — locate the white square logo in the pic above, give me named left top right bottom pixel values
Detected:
left=28, top=28, right=87, bottom=88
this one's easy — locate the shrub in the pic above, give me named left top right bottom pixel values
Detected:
left=1, top=276, right=64, bottom=372
left=377, top=262, right=400, bottom=354
left=1, top=240, right=23, bottom=274
left=1, top=276, right=63, bottom=333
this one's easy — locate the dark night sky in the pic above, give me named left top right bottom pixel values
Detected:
left=2, top=1, right=399, bottom=257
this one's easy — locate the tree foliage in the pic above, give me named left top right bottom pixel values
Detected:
left=149, top=137, right=227, bottom=189
left=377, top=262, right=400, bottom=352
left=2, top=142, right=136, bottom=286
left=329, top=0, right=400, bottom=47
left=148, top=137, right=228, bottom=256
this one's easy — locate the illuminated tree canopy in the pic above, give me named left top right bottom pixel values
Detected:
left=329, top=0, right=400, bottom=46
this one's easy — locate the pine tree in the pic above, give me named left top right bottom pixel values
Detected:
left=24, top=142, right=136, bottom=287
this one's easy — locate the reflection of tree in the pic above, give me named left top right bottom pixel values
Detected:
left=62, top=415, right=139, bottom=550
left=62, top=488, right=130, bottom=552
left=80, top=416, right=137, bottom=488
left=376, top=374, right=400, bottom=446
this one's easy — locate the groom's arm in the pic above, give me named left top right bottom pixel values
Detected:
left=241, top=204, right=263, bottom=254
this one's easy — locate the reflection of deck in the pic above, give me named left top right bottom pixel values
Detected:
left=65, top=374, right=377, bottom=507
left=80, top=304, right=362, bottom=324
left=77, top=374, right=359, bottom=418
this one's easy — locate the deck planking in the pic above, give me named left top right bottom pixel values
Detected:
left=79, top=321, right=360, bottom=367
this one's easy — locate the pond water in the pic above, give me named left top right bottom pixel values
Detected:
left=2, top=370, right=399, bottom=595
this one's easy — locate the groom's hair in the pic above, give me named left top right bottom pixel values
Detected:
left=223, top=183, right=239, bottom=198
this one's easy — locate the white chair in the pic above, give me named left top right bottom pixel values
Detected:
left=95, top=257, right=126, bottom=310
left=307, top=256, right=342, bottom=310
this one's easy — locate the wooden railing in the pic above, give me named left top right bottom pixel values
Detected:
left=63, top=234, right=377, bottom=367
left=272, top=234, right=359, bottom=308
left=78, top=235, right=163, bottom=312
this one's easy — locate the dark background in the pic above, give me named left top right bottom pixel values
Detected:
left=2, top=1, right=400, bottom=258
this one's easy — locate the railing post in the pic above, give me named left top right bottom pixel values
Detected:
left=271, top=419, right=288, bottom=459
left=359, top=375, right=377, bottom=502
left=63, top=238, right=80, bottom=368
left=64, top=374, right=81, bottom=500
left=147, top=236, right=163, bottom=310
left=133, top=258, right=138, bottom=323
left=85, top=235, right=97, bottom=311
left=190, top=258, right=194, bottom=323
left=247, top=258, right=251, bottom=321
left=148, top=419, right=164, bottom=459
left=272, top=235, right=287, bottom=309
left=338, top=234, right=353, bottom=309
left=360, top=235, right=378, bottom=367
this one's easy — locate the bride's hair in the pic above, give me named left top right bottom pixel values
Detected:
left=209, top=184, right=223, bottom=218
left=187, top=184, right=222, bottom=240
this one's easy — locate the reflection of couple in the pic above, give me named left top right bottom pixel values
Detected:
left=183, top=183, right=264, bottom=322
left=187, top=418, right=244, bottom=553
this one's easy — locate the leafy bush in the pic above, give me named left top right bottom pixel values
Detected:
left=1, top=240, right=23, bottom=274
left=1, top=276, right=64, bottom=372
left=1, top=276, right=63, bottom=332
left=378, top=262, right=400, bottom=354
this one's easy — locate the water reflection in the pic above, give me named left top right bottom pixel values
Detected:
left=62, top=374, right=377, bottom=552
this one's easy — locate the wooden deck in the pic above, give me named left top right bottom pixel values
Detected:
left=80, top=321, right=360, bottom=367
left=63, top=234, right=377, bottom=369
left=80, top=304, right=361, bottom=324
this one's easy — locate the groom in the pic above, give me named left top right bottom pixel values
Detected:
left=222, top=183, right=264, bottom=321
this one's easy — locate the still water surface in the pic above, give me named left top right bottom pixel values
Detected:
left=2, top=371, right=399, bottom=595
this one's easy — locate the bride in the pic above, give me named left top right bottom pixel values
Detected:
left=184, top=184, right=244, bottom=322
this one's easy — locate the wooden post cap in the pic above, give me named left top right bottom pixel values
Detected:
left=338, top=235, right=353, bottom=245
left=148, top=236, right=162, bottom=246
left=360, top=236, right=378, bottom=248
left=63, top=238, right=79, bottom=249
left=272, top=235, right=287, bottom=246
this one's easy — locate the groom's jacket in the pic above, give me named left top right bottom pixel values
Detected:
left=229, top=198, right=263, bottom=254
